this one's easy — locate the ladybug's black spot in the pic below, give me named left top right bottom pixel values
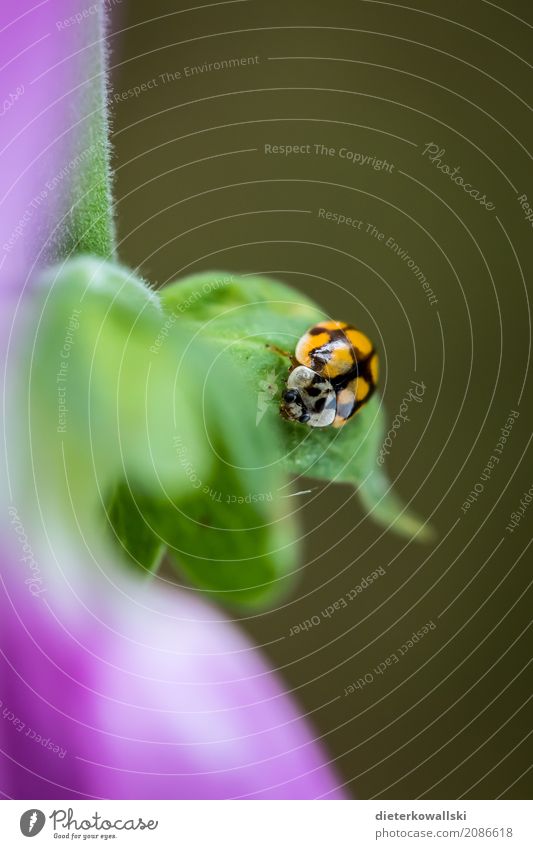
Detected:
left=314, top=397, right=326, bottom=413
left=310, top=352, right=330, bottom=371
left=306, top=385, right=322, bottom=397
left=331, top=350, right=375, bottom=390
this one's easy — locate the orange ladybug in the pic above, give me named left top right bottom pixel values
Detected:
left=280, top=320, right=378, bottom=428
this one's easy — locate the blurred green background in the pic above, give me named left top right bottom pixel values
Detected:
left=109, top=0, right=533, bottom=799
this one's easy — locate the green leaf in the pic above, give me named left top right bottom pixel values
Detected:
left=24, top=260, right=431, bottom=612
left=28, top=257, right=213, bottom=513
left=105, top=321, right=299, bottom=606
left=161, top=272, right=433, bottom=542
left=356, top=463, right=434, bottom=542
left=25, top=258, right=299, bottom=607
left=141, top=465, right=299, bottom=606
left=105, top=481, right=165, bottom=575
left=159, top=271, right=325, bottom=351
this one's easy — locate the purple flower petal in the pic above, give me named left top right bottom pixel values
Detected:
left=1, top=557, right=343, bottom=799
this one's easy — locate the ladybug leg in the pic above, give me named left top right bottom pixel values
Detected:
left=266, top=343, right=298, bottom=367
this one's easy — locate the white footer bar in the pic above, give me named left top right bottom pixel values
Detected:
left=1, top=799, right=531, bottom=848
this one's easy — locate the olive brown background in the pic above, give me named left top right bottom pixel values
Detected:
left=109, top=0, right=533, bottom=798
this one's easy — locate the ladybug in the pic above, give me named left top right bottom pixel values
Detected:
left=279, top=320, right=378, bottom=428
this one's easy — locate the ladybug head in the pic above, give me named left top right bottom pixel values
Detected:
left=280, top=366, right=336, bottom=428
left=281, top=387, right=311, bottom=424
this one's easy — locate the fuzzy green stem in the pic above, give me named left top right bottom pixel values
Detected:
left=53, top=5, right=116, bottom=260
